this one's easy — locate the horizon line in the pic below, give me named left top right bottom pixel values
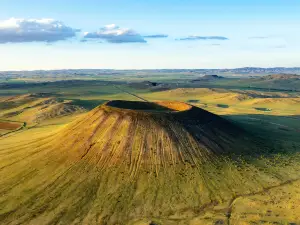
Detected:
left=1, top=66, right=300, bottom=73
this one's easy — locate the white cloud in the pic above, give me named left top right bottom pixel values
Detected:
left=249, top=36, right=269, bottom=39
left=83, top=24, right=147, bottom=43
left=177, top=36, right=229, bottom=41
left=143, top=34, right=168, bottom=38
left=0, top=18, right=79, bottom=44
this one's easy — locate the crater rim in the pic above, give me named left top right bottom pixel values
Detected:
left=103, top=100, right=193, bottom=114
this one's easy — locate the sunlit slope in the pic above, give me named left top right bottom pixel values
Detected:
left=141, top=88, right=300, bottom=115
left=0, top=94, right=85, bottom=125
left=1, top=101, right=300, bottom=224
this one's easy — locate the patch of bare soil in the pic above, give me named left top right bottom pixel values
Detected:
left=0, top=121, right=22, bottom=130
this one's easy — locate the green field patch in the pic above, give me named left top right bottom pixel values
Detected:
left=255, top=107, right=272, bottom=112
left=217, top=104, right=229, bottom=108
left=66, top=99, right=107, bottom=110
left=187, top=99, right=199, bottom=103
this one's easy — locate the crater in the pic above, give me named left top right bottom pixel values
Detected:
left=104, top=100, right=192, bottom=113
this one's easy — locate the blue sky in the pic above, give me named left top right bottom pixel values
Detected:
left=0, top=0, right=299, bottom=70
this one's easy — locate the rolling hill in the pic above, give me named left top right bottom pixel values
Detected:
left=191, top=75, right=225, bottom=82
left=220, top=74, right=300, bottom=91
left=0, top=94, right=85, bottom=126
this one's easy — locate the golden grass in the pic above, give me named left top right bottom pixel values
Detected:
left=1, top=100, right=300, bottom=224
left=1, top=90, right=300, bottom=224
left=156, top=101, right=192, bottom=111
left=230, top=180, right=300, bottom=224
left=139, top=88, right=300, bottom=116
left=0, top=95, right=85, bottom=126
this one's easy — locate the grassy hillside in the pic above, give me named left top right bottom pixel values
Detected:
left=140, top=88, right=300, bottom=116
left=212, top=74, right=300, bottom=91
left=1, top=79, right=300, bottom=225
left=0, top=94, right=85, bottom=127
left=1, top=100, right=299, bottom=224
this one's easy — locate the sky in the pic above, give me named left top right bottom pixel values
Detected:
left=0, top=0, right=300, bottom=70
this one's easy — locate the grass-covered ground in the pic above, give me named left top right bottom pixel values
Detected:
left=0, top=77, right=300, bottom=224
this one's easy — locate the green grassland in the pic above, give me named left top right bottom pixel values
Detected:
left=0, top=76, right=300, bottom=225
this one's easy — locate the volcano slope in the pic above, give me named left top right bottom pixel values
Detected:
left=1, top=100, right=300, bottom=225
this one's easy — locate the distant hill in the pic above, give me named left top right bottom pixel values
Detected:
left=191, top=75, right=225, bottom=82
left=1, top=67, right=300, bottom=80
left=209, top=73, right=300, bottom=91
left=218, top=67, right=300, bottom=75
left=0, top=94, right=85, bottom=125
left=258, top=74, right=300, bottom=80
left=128, top=81, right=161, bottom=89
left=245, top=74, right=300, bottom=91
